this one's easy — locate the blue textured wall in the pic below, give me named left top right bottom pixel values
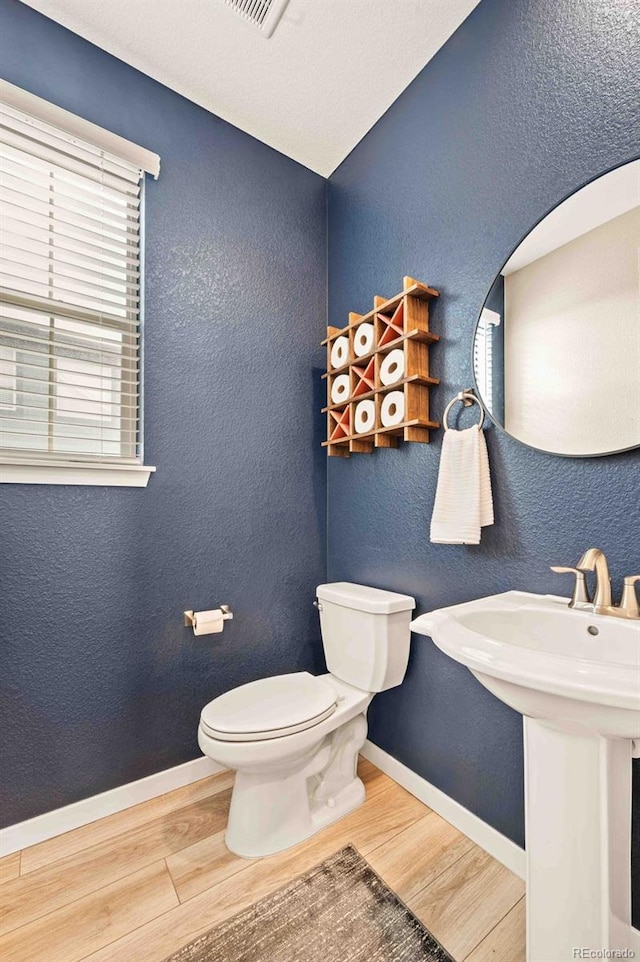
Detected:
left=3, top=0, right=640, bottom=922
left=327, top=0, right=640, bottom=913
left=0, top=0, right=326, bottom=828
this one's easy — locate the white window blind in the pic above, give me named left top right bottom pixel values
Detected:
left=474, top=307, right=501, bottom=404
left=0, top=100, right=145, bottom=467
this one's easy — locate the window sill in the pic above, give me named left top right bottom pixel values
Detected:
left=0, top=460, right=156, bottom=487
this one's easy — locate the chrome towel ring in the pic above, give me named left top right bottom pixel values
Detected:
left=442, top=390, right=487, bottom=431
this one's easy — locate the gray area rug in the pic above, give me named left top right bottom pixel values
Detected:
left=163, top=845, right=455, bottom=962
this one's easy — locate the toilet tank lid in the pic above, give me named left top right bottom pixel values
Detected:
left=317, top=582, right=416, bottom=614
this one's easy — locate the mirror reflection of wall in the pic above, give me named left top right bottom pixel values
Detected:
left=473, top=158, right=640, bottom=457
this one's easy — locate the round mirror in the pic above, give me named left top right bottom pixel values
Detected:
left=473, top=158, right=640, bottom=457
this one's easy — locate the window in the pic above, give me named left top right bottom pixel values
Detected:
left=474, top=307, right=501, bottom=404
left=0, top=82, right=159, bottom=486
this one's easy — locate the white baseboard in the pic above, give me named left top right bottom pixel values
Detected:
left=362, top=739, right=527, bottom=879
left=0, top=755, right=225, bottom=856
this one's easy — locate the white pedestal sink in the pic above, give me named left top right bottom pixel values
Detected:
left=411, top=591, right=640, bottom=962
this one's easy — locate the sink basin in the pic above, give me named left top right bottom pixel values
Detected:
left=411, top=590, right=640, bottom=738
left=411, top=590, right=640, bottom=962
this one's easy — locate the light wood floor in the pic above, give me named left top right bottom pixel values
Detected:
left=0, top=759, right=525, bottom=962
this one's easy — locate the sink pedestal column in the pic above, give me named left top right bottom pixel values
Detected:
left=524, top=717, right=632, bottom=962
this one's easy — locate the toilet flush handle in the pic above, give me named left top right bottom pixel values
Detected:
left=313, top=600, right=323, bottom=611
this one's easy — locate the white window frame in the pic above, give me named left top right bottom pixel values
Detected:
left=0, top=80, right=159, bottom=487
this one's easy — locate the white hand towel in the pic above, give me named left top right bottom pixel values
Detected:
left=430, top=426, right=494, bottom=545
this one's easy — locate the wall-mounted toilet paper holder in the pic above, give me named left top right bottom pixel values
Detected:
left=183, top=605, right=233, bottom=628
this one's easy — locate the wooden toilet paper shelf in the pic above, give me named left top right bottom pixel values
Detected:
left=322, top=276, right=440, bottom=457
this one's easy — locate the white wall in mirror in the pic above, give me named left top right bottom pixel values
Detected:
left=504, top=206, right=640, bottom=455
left=473, top=157, right=640, bottom=457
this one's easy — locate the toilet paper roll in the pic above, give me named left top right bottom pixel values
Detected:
left=331, top=373, right=350, bottom=405
left=381, top=391, right=405, bottom=427
left=353, top=323, right=375, bottom=358
left=193, top=609, right=224, bottom=636
left=354, top=399, right=376, bottom=435
left=330, top=335, right=349, bottom=369
left=380, top=348, right=405, bottom=386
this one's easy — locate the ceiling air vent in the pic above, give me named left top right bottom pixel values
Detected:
left=224, top=0, right=291, bottom=38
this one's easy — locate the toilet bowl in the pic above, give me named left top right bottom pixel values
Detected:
left=198, top=582, right=415, bottom=858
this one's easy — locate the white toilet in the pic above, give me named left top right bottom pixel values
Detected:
left=198, top=582, right=415, bottom=858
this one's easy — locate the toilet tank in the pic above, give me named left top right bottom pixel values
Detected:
left=316, top=583, right=416, bottom=692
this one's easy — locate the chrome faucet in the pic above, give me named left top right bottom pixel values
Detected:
left=551, top=548, right=640, bottom=620
left=576, top=547, right=613, bottom=609
left=549, top=565, right=591, bottom=608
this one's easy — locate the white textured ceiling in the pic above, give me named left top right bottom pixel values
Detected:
left=503, top=161, right=640, bottom=274
left=20, top=0, right=480, bottom=176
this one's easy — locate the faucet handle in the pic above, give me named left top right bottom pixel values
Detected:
left=620, top=575, right=640, bottom=618
left=550, top=566, right=592, bottom=608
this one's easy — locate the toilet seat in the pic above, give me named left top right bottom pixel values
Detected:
left=200, top=672, right=337, bottom=742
